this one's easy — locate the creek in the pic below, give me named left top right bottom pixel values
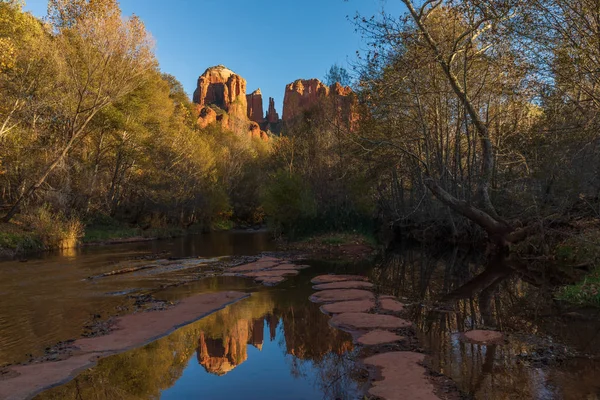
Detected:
left=1, top=233, right=599, bottom=399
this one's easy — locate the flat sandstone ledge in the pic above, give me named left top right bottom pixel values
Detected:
left=461, top=330, right=504, bottom=345
left=311, top=275, right=369, bottom=284
left=364, top=352, right=441, bottom=400
left=0, top=291, right=250, bottom=400
left=309, top=289, right=375, bottom=303
left=320, top=299, right=376, bottom=314
left=357, top=330, right=405, bottom=346
left=329, top=312, right=412, bottom=332
left=313, top=280, right=374, bottom=290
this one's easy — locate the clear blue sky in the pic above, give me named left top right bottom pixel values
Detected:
left=23, top=0, right=405, bottom=112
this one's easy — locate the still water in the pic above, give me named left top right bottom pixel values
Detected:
left=34, top=277, right=363, bottom=400
left=3, top=233, right=600, bottom=399
left=373, top=246, right=600, bottom=399
left=0, top=231, right=275, bottom=366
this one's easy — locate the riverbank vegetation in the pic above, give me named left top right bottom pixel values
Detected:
left=348, top=0, right=600, bottom=304
left=354, top=0, right=600, bottom=249
left=0, top=0, right=271, bottom=254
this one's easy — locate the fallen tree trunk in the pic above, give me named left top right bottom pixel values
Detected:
left=424, top=178, right=532, bottom=248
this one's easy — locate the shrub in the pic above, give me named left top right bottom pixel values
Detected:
left=26, top=205, right=84, bottom=250
left=262, top=170, right=317, bottom=237
left=556, top=268, right=600, bottom=307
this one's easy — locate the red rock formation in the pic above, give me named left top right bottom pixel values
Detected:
left=330, top=81, right=353, bottom=97
left=282, top=79, right=329, bottom=121
left=249, top=122, right=261, bottom=139
left=246, top=89, right=264, bottom=123
left=248, top=122, right=269, bottom=141
left=196, top=106, right=217, bottom=129
left=266, top=97, right=279, bottom=123
left=329, top=82, right=359, bottom=131
left=282, top=79, right=358, bottom=130
left=193, top=65, right=269, bottom=141
left=193, top=65, right=247, bottom=122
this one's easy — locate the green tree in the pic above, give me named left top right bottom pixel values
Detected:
left=2, top=0, right=156, bottom=222
left=324, top=63, right=352, bottom=87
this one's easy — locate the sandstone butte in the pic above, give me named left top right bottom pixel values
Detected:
left=193, top=65, right=268, bottom=140
left=193, top=65, right=358, bottom=139
left=282, top=79, right=357, bottom=130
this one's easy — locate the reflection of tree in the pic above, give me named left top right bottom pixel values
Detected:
left=275, top=304, right=353, bottom=361
left=36, top=321, right=202, bottom=399
left=372, top=245, right=600, bottom=398
left=36, top=286, right=356, bottom=400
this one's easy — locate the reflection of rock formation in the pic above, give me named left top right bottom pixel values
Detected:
left=251, top=318, right=264, bottom=350
left=197, top=318, right=265, bottom=375
left=196, top=301, right=354, bottom=376
left=267, top=313, right=279, bottom=341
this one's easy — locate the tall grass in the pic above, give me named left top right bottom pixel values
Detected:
left=26, top=206, right=84, bottom=250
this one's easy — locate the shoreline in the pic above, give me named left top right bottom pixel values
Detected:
left=0, top=291, right=250, bottom=400
left=1, top=226, right=274, bottom=259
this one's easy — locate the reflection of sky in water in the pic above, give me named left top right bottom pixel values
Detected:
left=161, top=322, right=325, bottom=400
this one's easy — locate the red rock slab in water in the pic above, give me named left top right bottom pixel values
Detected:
left=0, top=291, right=249, bottom=400
left=313, top=281, right=374, bottom=290
left=380, top=298, right=405, bottom=313
left=228, top=261, right=279, bottom=272
left=329, top=312, right=411, bottom=331
left=363, top=352, right=440, bottom=400
left=357, top=330, right=405, bottom=346
left=309, top=289, right=375, bottom=303
left=379, top=295, right=397, bottom=300
left=310, top=275, right=368, bottom=284
left=269, top=264, right=307, bottom=271
left=461, top=330, right=504, bottom=345
left=258, top=276, right=286, bottom=286
left=320, top=299, right=376, bottom=314
left=257, top=256, right=282, bottom=262
left=243, top=270, right=299, bottom=278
